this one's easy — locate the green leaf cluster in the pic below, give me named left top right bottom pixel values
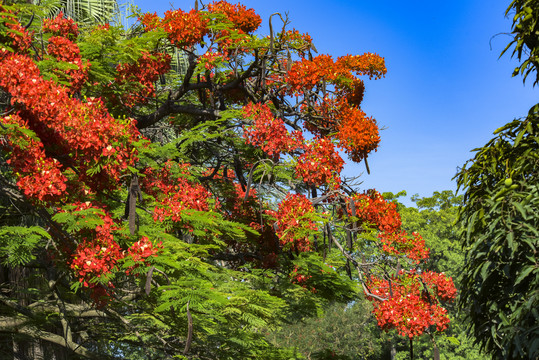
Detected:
left=455, top=107, right=539, bottom=359
left=502, top=0, right=539, bottom=85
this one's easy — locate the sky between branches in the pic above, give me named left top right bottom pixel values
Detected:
left=134, top=0, right=538, bottom=205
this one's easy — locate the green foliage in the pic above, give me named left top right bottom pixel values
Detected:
left=44, top=0, right=119, bottom=25
left=452, top=1, right=539, bottom=358
left=269, top=300, right=386, bottom=360
left=502, top=0, right=539, bottom=85
left=455, top=109, right=539, bottom=359
left=0, top=226, right=50, bottom=266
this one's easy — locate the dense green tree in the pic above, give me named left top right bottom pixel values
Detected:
left=455, top=1, right=539, bottom=358
left=270, top=300, right=387, bottom=360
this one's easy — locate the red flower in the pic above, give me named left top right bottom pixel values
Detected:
left=271, top=193, right=318, bottom=252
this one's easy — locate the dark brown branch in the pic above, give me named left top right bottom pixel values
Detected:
left=329, top=233, right=387, bottom=302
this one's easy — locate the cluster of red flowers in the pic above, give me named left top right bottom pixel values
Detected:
left=286, top=53, right=385, bottom=163
left=242, top=102, right=304, bottom=159
left=270, top=193, right=318, bottom=252
left=72, top=237, right=123, bottom=285
left=337, top=53, right=387, bottom=80
left=207, top=0, right=261, bottom=34
left=286, top=54, right=334, bottom=93
left=68, top=202, right=160, bottom=291
left=115, top=51, right=171, bottom=106
left=68, top=202, right=119, bottom=284
left=335, top=102, right=380, bottom=162
left=421, top=270, right=458, bottom=302
left=199, top=50, right=225, bottom=71
left=286, top=53, right=386, bottom=94
left=295, top=137, right=343, bottom=187
left=1, top=114, right=67, bottom=201
left=46, top=36, right=89, bottom=93
left=128, top=236, right=163, bottom=264
left=367, top=270, right=456, bottom=338
left=140, top=1, right=260, bottom=52
left=350, top=190, right=402, bottom=233
left=42, top=12, right=79, bottom=39
left=337, top=78, right=365, bottom=107
left=207, top=1, right=261, bottom=54
left=161, top=9, right=208, bottom=48
left=0, top=17, right=141, bottom=195
left=349, top=191, right=430, bottom=262
left=378, top=231, right=429, bottom=263
left=142, top=162, right=212, bottom=224
left=42, top=14, right=88, bottom=93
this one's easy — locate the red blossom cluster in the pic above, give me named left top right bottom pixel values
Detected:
left=367, top=271, right=456, bottom=338
left=287, top=53, right=386, bottom=94
left=287, top=54, right=334, bottom=93
left=46, top=35, right=89, bottom=93
left=270, top=193, right=318, bottom=252
left=1, top=114, right=67, bottom=201
left=337, top=53, right=387, bottom=80
left=142, top=162, right=212, bottom=223
left=162, top=9, right=208, bottom=48
left=207, top=0, right=261, bottom=34
left=67, top=202, right=120, bottom=284
left=139, top=9, right=209, bottom=48
left=42, top=12, right=79, bottom=39
left=128, top=236, right=162, bottom=265
left=198, top=50, right=225, bottom=71
left=421, top=270, right=458, bottom=302
left=349, top=191, right=429, bottom=262
left=140, top=1, right=260, bottom=57
left=295, top=137, right=343, bottom=188
left=379, top=231, right=429, bottom=263
left=72, top=237, right=123, bottom=285
left=0, top=20, right=141, bottom=194
left=335, top=103, right=380, bottom=162
left=115, top=52, right=171, bottom=106
left=68, top=202, right=160, bottom=291
left=206, top=1, right=261, bottom=54
left=338, top=78, right=365, bottom=107
left=350, top=190, right=402, bottom=233
left=242, top=102, right=304, bottom=159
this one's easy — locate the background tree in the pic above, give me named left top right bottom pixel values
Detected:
left=0, top=2, right=456, bottom=359
left=269, top=300, right=388, bottom=360
left=455, top=1, right=539, bottom=358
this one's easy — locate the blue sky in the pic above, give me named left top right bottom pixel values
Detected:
left=134, top=0, right=538, bottom=203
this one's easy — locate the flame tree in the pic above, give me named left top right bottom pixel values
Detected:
left=0, top=2, right=455, bottom=359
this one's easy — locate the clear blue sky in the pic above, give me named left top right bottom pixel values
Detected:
left=134, top=0, right=538, bottom=203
